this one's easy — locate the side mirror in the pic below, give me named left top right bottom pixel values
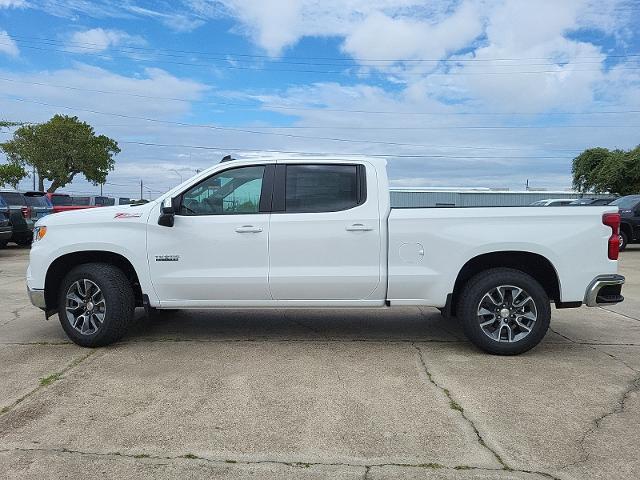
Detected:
left=158, top=197, right=176, bottom=227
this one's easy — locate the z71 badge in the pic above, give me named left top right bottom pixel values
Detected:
left=114, top=212, right=142, bottom=219
left=155, top=255, right=180, bottom=262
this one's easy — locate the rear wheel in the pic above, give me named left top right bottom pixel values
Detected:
left=58, top=263, right=135, bottom=347
left=0, top=240, right=7, bottom=249
left=15, top=237, right=32, bottom=246
left=457, top=268, right=550, bottom=355
left=619, top=231, right=628, bottom=251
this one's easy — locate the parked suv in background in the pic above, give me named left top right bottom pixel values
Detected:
left=23, top=191, right=53, bottom=223
left=0, top=196, right=12, bottom=248
left=611, top=195, right=640, bottom=250
left=0, top=190, right=33, bottom=246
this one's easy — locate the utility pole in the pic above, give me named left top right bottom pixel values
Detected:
left=100, top=183, right=103, bottom=196
left=32, top=165, right=36, bottom=190
left=140, top=179, right=143, bottom=200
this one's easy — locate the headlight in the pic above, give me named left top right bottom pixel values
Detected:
left=33, top=226, right=47, bottom=243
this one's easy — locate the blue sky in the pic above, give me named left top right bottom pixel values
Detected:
left=0, top=0, right=639, bottom=198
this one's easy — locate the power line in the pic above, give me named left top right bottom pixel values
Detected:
left=4, top=41, right=640, bottom=76
left=4, top=96, right=639, bottom=139
left=2, top=76, right=640, bottom=117
left=10, top=33, right=640, bottom=64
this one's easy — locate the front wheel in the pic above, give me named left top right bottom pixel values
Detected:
left=58, top=263, right=135, bottom=347
left=457, top=268, right=551, bottom=355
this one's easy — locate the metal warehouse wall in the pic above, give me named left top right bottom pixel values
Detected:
left=389, top=190, right=612, bottom=208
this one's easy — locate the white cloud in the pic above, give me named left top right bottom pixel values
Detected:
left=67, top=28, right=147, bottom=53
left=0, top=0, right=26, bottom=8
left=0, top=30, right=19, bottom=57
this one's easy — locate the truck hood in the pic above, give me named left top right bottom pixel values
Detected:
left=37, top=203, right=155, bottom=227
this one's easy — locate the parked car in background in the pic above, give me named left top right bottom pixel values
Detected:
left=0, top=190, right=33, bottom=246
left=0, top=195, right=12, bottom=248
left=569, top=197, right=618, bottom=206
left=46, top=193, right=98, bottom=214
left=23, top=191, right=54, bottom=223
left=611, top=195, right=640, bottom=250
left=530, top=199, right=575, bottom=207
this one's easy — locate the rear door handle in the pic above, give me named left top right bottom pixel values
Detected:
left=346, top=223, right=373, bottom=232
left=235, top=225, right=263, bottom=233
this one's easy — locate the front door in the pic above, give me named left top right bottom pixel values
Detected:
left=147, top=165, right=272, bottom=305
left=268, top=163, right=381, bottom=301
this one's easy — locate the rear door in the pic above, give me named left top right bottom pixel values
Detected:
left=268, top=162, right=381, bottom=301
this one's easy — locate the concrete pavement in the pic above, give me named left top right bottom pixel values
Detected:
left=1, top=244, right=639, bottom=479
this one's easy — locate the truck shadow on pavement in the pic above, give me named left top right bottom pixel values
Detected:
left=125, top=307, right=469, bottom=344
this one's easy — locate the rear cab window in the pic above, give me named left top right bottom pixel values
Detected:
left=71, top=196, right=90, bottom=206
left=24, top=195, right=51, bottom=207
left=50, top=195, right=72, bottom=206
left=275, top=164, right=366, bottom=213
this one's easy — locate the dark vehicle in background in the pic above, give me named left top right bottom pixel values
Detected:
left=46, top=193, right=98, bottom=214
left=569, top=197, right=618, bottom=206
left=23, top=191, right=54, bottom=222
left=0, top=195, right=12, bottom=248
left=530, top=198, right=575, bottom=206
left=612, top=195, right=640, bottom=251
left=0, top=190, right=33, bottom=246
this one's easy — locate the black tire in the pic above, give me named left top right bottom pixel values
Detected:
left=457, top=268, right=551, bottom=355
left=58, top=263, right=135, bottom=347
left=15, top=237, right=32, bottom=246
left=0, top=240, right=7, bottom=249
left=619, top=231, right=628, bottom=252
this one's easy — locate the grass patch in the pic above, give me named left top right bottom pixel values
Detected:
left=454, top=465, right=473, bottom=470
left=225, top=460, right=237, bottom=464
left=180, top=453, right=200, bottom=460
left=39, top=373, right=62, bottom=386
left=418, top=463, right=444, bottom=469
left=449, top=400, right=464, bottom=412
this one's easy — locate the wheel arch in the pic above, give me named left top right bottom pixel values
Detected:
left=449, top=251, right=561, bottom=316
left=620, top=222, right=632, bottom=238
left=45, top=250, right=143, bottom=310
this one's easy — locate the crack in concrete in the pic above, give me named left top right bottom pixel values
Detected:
left=562, top=371, right=640, bottom=472
left=0, top=350, right=97, bottom=416
left=0, top=445, right=558, bottom=478
left=549, top=328, right=640, bottom=373
left=0, top=306, right=30, bottom=327
left=413, top=344, right=562, bottom=480
left=599, top=306, right=640, bottom=323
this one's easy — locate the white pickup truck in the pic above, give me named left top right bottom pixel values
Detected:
left=27, top=157, right=625, bottom=355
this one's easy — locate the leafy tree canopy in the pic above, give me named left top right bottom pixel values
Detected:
left=572, top=145, right=640, bottom=196
left=0, top=115, right=120, bottom=192
left=0, top=162, right=26, bottom=188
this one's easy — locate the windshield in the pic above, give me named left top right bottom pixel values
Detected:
left=50, top=195, right=72, bottom=206
left=611, top=196, right=640, bottom=209
left=24, top=195, right=51, bottom=207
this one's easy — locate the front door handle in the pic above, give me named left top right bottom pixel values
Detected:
left=235, top=225, right=263, bottom=233
left=346, top=223, right=373, bottom=232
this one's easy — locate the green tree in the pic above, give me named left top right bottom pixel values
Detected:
left=572, top=146, right=640, bottom=196
left=0, top=115, right=120, bottom=192
left=0, top=163, right=26, bottom=188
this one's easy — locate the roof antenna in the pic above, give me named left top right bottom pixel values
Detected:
left=220, top=155, right=235, bottom=163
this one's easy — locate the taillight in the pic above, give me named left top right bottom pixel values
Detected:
left=21, top=206, right=31, bottom=219
left=603, top=213, right=620, bottom=260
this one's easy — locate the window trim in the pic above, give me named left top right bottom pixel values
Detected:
left=175, top=164, right=274, bottom=216
left=271, top=163, right=367, bottom=214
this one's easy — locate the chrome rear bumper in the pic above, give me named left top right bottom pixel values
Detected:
left=584, top=274, right=625, bottom=307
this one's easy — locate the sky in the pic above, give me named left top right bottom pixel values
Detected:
left=0, top=0, right=639, bottom=198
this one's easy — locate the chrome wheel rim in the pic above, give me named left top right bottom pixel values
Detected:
left=65, top=279, right=106, bottom=336
left=477, top=285, right=537, bottom=343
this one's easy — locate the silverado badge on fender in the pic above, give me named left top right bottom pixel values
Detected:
left=155, top=255, right=180, bottom=262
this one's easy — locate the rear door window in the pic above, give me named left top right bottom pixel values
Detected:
left=50, top=195, right=72, bottom=206
left=283, top=164, right=362, bottom=213
left=71, top=196, right=90, bottom=206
